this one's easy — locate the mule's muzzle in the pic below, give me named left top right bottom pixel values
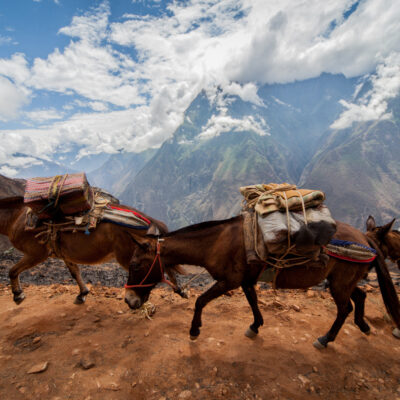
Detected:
left=124, top=289, right=143, bottom=309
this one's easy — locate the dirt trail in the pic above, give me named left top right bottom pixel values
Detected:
left=1, top=274, right=400, bottom=400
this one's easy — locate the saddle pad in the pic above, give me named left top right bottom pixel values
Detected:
left=102, top=205, right=151, bottom=229
left=325, top=239, right=377, bottom=263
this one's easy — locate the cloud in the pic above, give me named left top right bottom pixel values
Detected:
left=0, top=35, right=12, bottom=46
left=0, top=76, right=29, bottom=121
left=1, top=0, right=400, bottom=174
left=331, top=53, right=400, bottom=130
left=199, top=112, right=270, bottom=139
left=25, top=108, right=65, bottom=123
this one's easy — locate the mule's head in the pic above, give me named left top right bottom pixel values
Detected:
left=124, top=238, right=160, bottom=309
left=366, top=216, right=400, bottom=262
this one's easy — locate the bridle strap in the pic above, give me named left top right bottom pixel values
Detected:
left=124, top=239, right=178, bottom=290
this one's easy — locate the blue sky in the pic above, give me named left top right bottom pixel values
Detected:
left=0, top=0, right=399, bottom=176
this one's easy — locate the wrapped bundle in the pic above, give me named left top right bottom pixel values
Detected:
left=24, top=173, right=93, bottom=219
left=257, top=205, right=336, bottom=254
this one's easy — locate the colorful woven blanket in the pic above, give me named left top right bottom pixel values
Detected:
left=24, top=173, right=92, bottom=218
left=102, top=205, right=151, bottom=230
left=325, top=240, right=377, bottom=263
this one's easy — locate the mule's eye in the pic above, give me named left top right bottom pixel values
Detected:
left=132, top=263, right=141, bottom=272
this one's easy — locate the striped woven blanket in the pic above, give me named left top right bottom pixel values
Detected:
left=325, top=239, right=377, bottom=263
left=102, top=205, right=151, bottom=230
left=24, top=173, right=92, bottom=218
left=24, top=173, right=89, bottom=201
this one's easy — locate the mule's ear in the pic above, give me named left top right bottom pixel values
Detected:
left=146, top=224, right=160, bottom=236
left=366, top=215, right=376, bottom=231
left=377, top=218, right=396, bottom=239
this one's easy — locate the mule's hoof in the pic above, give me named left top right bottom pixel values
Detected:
left=190, top=335, right=199, bottom=341
left=363, top=328, right=371, bottom=336
left=392, top=328, right=400, bottom=339
left=74, top=296, right=86, bottom=305
left=13, top=292, right=25, bottom=305
left=245, top=327, right=258, bottom=339
left=313, top=339, right=326, bottom=350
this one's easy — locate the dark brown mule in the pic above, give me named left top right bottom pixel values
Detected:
left=365, top=216, right=400, bottom=338
left=125, top=216, right=399, bottom=347
left=0, top=196, right=184, bottom=305
left=366, top=216, right=400, bottom=268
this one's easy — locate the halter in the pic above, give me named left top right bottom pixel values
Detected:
left=124, top=238, right=177, bottom=290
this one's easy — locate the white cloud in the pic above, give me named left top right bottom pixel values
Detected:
left=331, top=53, right=400, bottom=130
left=199, top=112, right=270, bottom=139
left=0, top=76, right=29, bottom=121
left=0, top=35, right=12, bottom=46
left=1, top=0, right=400, bottom=173
left=25, top=108, right=65, bottom=123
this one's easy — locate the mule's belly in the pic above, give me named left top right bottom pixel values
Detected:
left=274, top=255, right=332, bottom=289
left=57, top=231, right=116, bottom=265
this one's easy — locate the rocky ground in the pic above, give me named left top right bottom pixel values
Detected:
left=0, top=250, right=400, bottom=400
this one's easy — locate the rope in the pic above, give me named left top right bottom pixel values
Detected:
left=296, top=190, right=307, bottom=225
left=283, top=191, right=291, bottom=249
left=54, top=174, right=68, bottom=207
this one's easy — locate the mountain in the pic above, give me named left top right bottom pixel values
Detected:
left=88, top=149, right=157, bottom=195
left=4, top=72, right=397, bottom=232
left=118, top=74, right=359, bottom=229
left=300, top=95, right=400, bottom=228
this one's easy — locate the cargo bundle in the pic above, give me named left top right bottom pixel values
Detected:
left=24, top=173, right=93, bottom=219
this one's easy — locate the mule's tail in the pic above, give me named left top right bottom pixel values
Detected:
left=0, top=196, right=24, bottom=209
left=367, top=237, right=400, bottom=329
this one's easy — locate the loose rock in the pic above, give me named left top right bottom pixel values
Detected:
left=27, top=361, right=49, bottom=374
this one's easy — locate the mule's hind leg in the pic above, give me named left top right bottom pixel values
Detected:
left=242, top=284, right=264, bottom=338
left=9, top=254, right=46, bottom=304
left=65, top=262, right=89, bottom=304
left=190, top=280, right=234, bottom=340
left=351, top=287, right=370, bottom=334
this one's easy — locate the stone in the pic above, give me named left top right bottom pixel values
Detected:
left=291, top=304, right=301, bottom=312
left=32, top=337, right=41, bottom=344
left=79, top=358, right=95, bottom=370
left=178, top=390, right=192, bottom=399
left=298, top=374, right=311, bottom=386
left=102, top=382, right=120, bottom=391
left=72, top=348, right=80, bottom=356
left=27, top=361, right=49, bottom=374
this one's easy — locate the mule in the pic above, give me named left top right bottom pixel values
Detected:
left=366, top=216, right=400, bottom=269
left=125, top=216, right=400, bottom=347
left=0, top=196, right=184, bottom=305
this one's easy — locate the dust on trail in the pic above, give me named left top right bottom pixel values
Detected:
left=1, top=250, right=400, bottom=400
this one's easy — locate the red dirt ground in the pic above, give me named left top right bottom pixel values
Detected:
left=1, top=280, right=400, bottom=400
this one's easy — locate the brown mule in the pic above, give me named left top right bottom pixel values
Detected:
left=365, top=215, right=400, bottom=338
left=125, top=216, right=400, bottom=347
left=0, top=196, right=185, bottom=305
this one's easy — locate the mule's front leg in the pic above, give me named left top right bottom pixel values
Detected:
left=242, top=284, right=264, bottom=338
left=9, top=255, right=45, bottom=304
left=190, top=280, right=233, bottom=340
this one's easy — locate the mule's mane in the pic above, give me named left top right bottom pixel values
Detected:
left=163, top=216, right=240, bottom=237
